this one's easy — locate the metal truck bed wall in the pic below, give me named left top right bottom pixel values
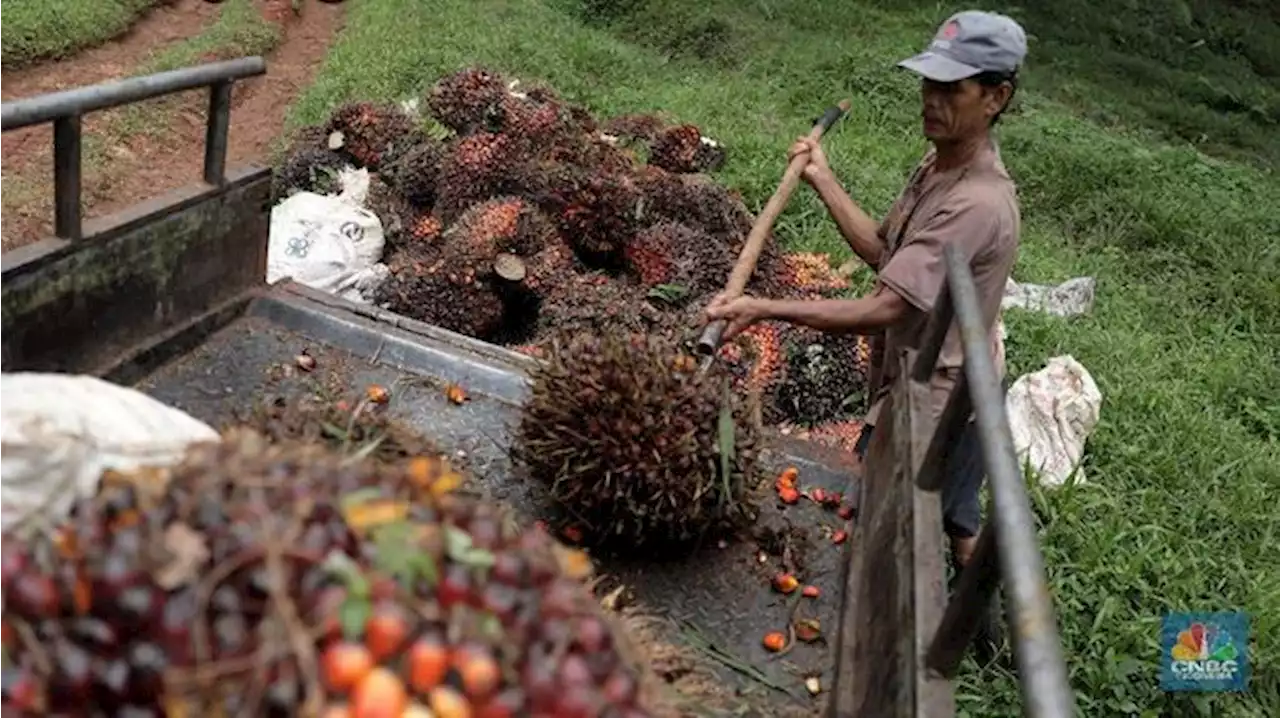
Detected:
left=1, top=168, right=271, bottom=374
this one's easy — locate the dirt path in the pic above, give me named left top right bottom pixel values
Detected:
left=1, top=0, right=344, bottom=250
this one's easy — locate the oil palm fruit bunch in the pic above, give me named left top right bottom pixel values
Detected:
left=533, top=274, right=669, bottom=340
left=522, top=236, right=578, bottom=300
left=771, top=252, right=850, bottom=296
left=623, top=221, right=735, bottom=298
left=722, top=323, right=788, bottom=397
left=407, top=213, right=444, bottom=245
left=434, top=132, right=523, bottom=222
left=444, top=196, right=556, bottom=264
left=635, top=168, right=753, bottom=246
left=622, top=224, right=679, bottom=287
left=325, top=101, right=419, bottom=171
left=1, top=431, right=662, bottom=718
left=374, top=245, right=506, bottom=340
left=559, top=132, right=638, bottom=177
left=647, top=125, right=726, bottom=174
left=426, top=67, right=509, bottom=134
left=766, top=328, right=869, bottom=426
left=550, top=170, right=643, bottom=269
left=272, top=145, right=348, bottom=201
left=231, top=392, right=438, bottom=464
left=601, top=114, right=668, bottom=144
left=364, top=175, right=416, bottom=251
left=515, top=330, right=762, bottom=553
left=499, top=93, right=578, bottom=150
left=379, top=139, right=447, bottom=210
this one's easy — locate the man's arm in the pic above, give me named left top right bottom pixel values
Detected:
left=758, top=285, right=910, bottom=334
left=809, top=170, right=886, bottom=269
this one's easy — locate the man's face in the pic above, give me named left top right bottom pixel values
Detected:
left=919, top=77, right=1009, bottom=142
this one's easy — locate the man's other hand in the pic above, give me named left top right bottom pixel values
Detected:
left=704, top=293, right=768, bottom=341
left=788, top=136, right=832, bottom=186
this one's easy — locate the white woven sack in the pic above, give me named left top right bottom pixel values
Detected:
left=1, top=373, right=219, bottom=533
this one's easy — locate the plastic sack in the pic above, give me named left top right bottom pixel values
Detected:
left=267, top=182, right=388, bottom=304
left=334, top=166, right=371, bottom=208
left=1003, top=276, right=1096, bottom=317
left=1005, top=356, right=1102, bottom=488
left=1, top=373, right=220, bottom=533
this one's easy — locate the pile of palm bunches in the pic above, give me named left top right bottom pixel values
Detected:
left=515, top=330, right=762, bottom=555
left=0, top=432, right=660, bottom=717
left=270, top=67, right=872, bottom=442
left=766, top=328, right=872, bottom=427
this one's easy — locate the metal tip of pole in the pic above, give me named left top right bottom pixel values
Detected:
left=696, top=354, right=716, bottom=377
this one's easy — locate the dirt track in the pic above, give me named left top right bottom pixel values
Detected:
left=0, top=0, right=344, bottom=250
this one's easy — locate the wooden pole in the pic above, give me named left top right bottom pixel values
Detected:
left=696, top=98, right=852, bottom=356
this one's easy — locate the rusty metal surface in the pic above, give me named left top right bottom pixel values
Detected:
left=132, top=286, right=861, bottom=716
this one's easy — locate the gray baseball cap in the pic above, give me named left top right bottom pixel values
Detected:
left=898, top=11, right=1027, bottom=82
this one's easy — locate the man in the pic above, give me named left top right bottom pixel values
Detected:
left=705, top=10, right=1025, bottom=617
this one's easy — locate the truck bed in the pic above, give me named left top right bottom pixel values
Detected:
left=130, top=282, right=861, bottom=716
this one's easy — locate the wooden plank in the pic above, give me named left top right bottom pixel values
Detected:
left=830, top=350, right=959, bottom=717
left=831, top=388, right=906, bottom=717
left=915, top=371, right=973, bottom=491
left=926, top=526, right=1000, bottom=677
left=905, top=350, right=956, bottom=716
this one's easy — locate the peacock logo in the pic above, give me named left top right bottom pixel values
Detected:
left=1171, top=622, right=1238, bottom=662
left=1168, top=620, right=1241, bottom=685
left=1161, top=612, right=1249, bottom=692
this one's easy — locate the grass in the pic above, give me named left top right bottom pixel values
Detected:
left=0, top=0, right=171, bottom=68
left=292, top=0, right=1280, bottom=715
left=138, top=0, right=280, bottom=75
left=113, top=0, right=282, bottom=135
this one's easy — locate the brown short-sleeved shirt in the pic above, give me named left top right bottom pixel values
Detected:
left=863, top=141, right=1019, bottom=427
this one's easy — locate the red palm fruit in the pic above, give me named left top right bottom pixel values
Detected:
left=322, top=642, right=374, bottom=693
left=364, top=602, right=412, bottom=662
left=452, top=644, right=501, bottom=700
left=406, top=633, right=450, bottom=695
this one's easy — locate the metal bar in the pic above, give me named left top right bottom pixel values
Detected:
left=53, top=116, right=83, bottom=241
left=911, top=274, right=954, bottom=383
left=204, top=81, right=234, bottom=185
left=943, top=243, right=1075, bottom=717
left=925, top=526, right=1000, bottom=676
left=1, top=57, right=266, bottom=132
left=915, top=371, right=973, bottom=491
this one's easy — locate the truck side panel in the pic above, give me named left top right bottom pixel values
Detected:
left=1, top=167, right=271, bottom=374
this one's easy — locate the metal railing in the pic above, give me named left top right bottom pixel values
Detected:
left=0, top=56, right=267, bottom=241
left=916, top=244, right=1075, bottom=715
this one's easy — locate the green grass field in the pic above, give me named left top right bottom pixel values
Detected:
left=0, top=0, right=171, bottom=67
left=290, top=1, right=1279, bottom=715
